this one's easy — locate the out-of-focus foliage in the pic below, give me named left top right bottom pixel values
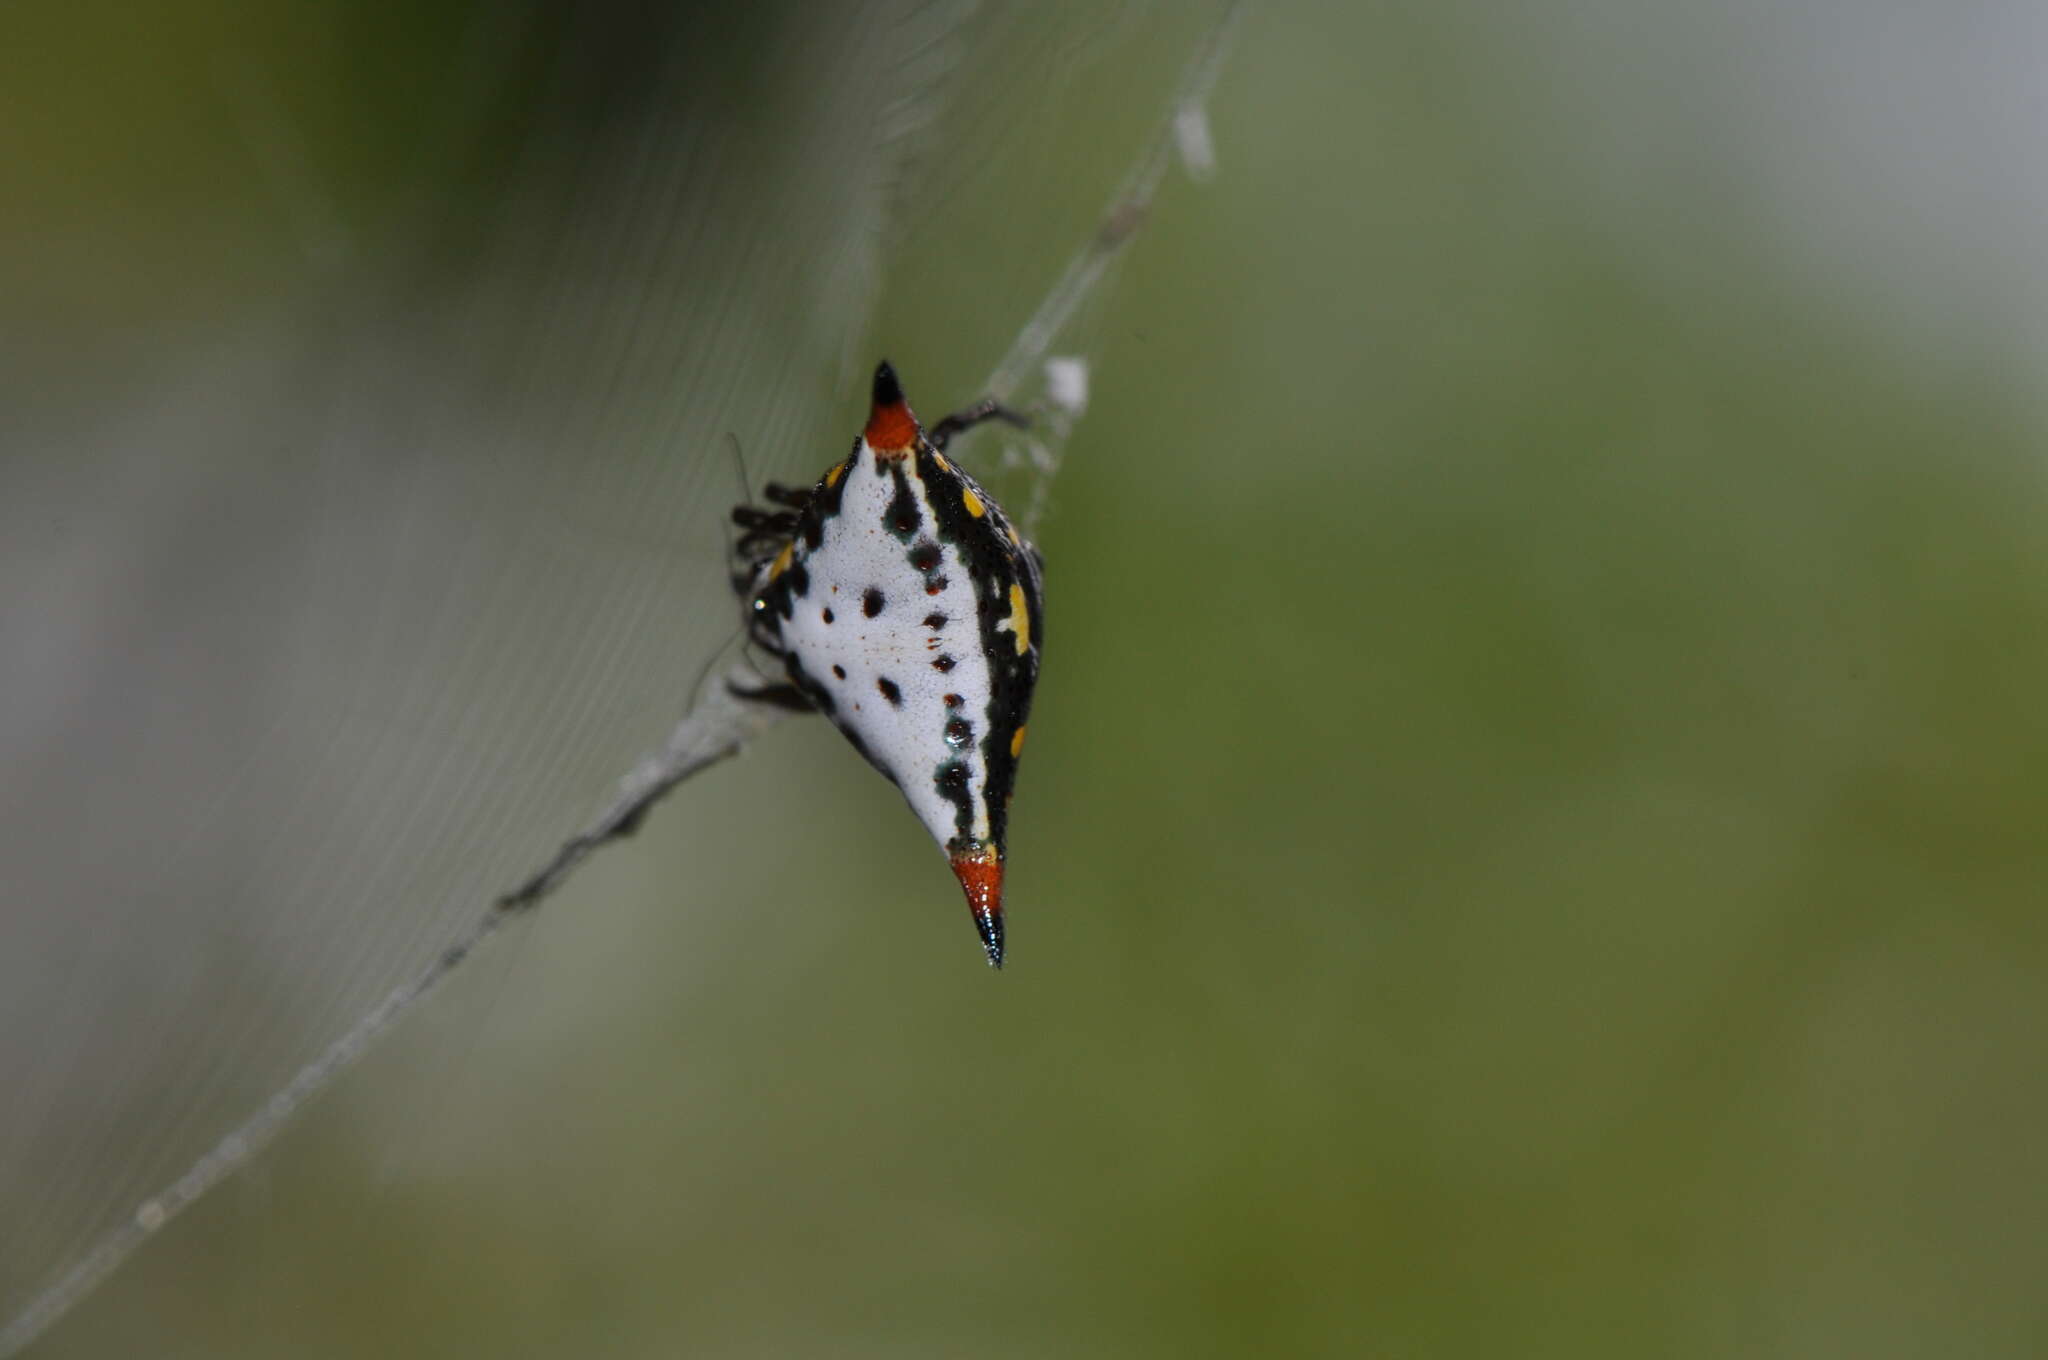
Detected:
left=5, top=1, right=2047, bottom=1356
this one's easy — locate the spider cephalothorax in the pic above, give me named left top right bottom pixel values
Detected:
left=732, top=362, right=1042, bottom=967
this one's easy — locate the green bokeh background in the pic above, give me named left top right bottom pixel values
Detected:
left=9, top=1, right=2048, bottom=1355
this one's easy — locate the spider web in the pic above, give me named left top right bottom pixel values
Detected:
left=0, top=2, right=1239, bottom=1351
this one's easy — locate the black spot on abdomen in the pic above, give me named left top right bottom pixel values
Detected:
left=863, top=587, right=885, bottom=617
left=934, top=760, right=973, bottom=838
left=877, top=677, right=903, bottom=706
left=886, top=468, right=922, bottom=540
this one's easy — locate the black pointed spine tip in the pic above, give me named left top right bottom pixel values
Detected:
left=975, top=910, right=1005, bottom=970
left=872, top=360, right=903, bottom=408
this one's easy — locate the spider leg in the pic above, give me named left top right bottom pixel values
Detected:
left=762, top=482, right=813, bottom=510
left=928, top=399, right=1029, bottom=452
left=731, top=506, right=798, bottom=533
left=744, top=616, right=782, bottom=654
left=726, top=678, right=815, bottom=712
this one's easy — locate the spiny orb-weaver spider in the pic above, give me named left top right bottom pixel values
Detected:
left=732, top=362, right=1043, bottom=968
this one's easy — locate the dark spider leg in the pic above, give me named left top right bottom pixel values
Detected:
left=744, top=613, right=790, bottom=656
left=734, top=532, right=794, bottom=561
left=725, top=678, right=814, bottom=712
left=762, top=482, right=813, bottom=509
left=928, top=399, right=1029, bottom=452
left=730, top=567, right=774, bottom=598
left=731, top=506, right=798, bottom=533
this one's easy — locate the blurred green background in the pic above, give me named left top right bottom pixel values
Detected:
left=6, top=1, right=2048, bottom=1355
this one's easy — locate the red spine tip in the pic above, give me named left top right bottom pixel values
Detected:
left=950, top=848, right=1005, bottom=969
left=865, top=361, right=920, bottom=452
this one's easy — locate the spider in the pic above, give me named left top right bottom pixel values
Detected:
left=731, top=362, right=1043, bottom=968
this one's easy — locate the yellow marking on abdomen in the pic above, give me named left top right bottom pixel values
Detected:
left=1008, top=582, right=1030, bottom=654
left=961, top=486, right=986, bottom=518
left=770, top=543, right=794, bottom=580
left=825, top=462, right=846, bottom=489
left=1010, top=725, right=1027, bottom=758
